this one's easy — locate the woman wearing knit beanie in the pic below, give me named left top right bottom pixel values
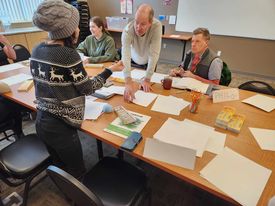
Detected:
left=31, top=0, right=123, bottom=178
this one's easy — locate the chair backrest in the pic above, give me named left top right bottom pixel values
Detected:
left=46, top=165, right=104, bottom=206
left=238, top=80, right=275, bottom=96
left=220, top=62, right=232, bottom=86
left=12, top=44, right=31, bottom=63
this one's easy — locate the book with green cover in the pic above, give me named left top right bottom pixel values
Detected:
left=104, top=111, right=151, bottom=138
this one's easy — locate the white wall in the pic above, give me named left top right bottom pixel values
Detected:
left=176, top=0, right=275, bottom=40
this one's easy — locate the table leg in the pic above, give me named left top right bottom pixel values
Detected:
left=96, top=139, right=103, bottom=160
left=182, top=40, right=187, bottom=61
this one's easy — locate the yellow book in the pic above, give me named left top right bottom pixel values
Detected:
left=227, top=114, right=246, bottom=133
left=215, top=106, right=236, bottom=128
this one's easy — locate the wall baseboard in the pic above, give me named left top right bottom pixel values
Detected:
left=231, top=69, right=275, bottom=81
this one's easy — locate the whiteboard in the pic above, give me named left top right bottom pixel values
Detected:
left=176, top=0, right=275, bottom=40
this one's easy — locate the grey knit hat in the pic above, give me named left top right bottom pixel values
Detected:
left=33, top=0, right=80, bottom=40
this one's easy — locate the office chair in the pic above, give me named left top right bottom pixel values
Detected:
left=0, top=134, right=51, bottom=206
left=12, top=44, right=31, bottom=63
left=47, top=157, right=150, bottom=206
left=238, top=81, right=275, bottom=96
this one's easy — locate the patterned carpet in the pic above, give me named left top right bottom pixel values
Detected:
left=1, top=63, right=274, bottom=205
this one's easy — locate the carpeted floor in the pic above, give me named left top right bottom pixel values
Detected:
left=1, top=63, right=274, bottom=205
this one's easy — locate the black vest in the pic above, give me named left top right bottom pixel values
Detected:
left=182, top=48, right=218, bottom=80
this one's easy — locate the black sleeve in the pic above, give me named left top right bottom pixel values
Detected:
left=0, top=43, right=9, bottom=66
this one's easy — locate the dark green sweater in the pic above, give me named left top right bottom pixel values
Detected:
left=76, top=32, right=119, bottom=63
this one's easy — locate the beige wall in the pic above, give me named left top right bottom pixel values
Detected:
left=88, top=0, right=275, bottom=78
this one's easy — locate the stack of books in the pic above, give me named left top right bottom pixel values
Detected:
left=215, top=106, right=245, bottom=133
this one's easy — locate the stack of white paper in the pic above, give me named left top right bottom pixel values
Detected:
left=242, top=94, right=275, bottom=112
left=172, top=77, right=209, bottom=94
left=133, top=90, right=158, bottom=107
left=153, top=118, right=226, bottom=157
left=151, top=95, right=190, bottom=115
left=112, top=69, right=145, bottom=81
left=0, top=73, right=32, bottom=86
left=0, top=63, right=27, bottom=73
left=249, top=128, right=275, bottom=151
left=200, top=147, right=272, bottom=206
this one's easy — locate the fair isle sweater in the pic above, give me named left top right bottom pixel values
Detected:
left=30, top=43, right=112, bottom=128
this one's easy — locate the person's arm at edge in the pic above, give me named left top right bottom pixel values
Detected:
left=76, top=38, right=88, bottom=55
left=121, top=28, right=132, bottom=80
left=0, top=35, right=16, bottom=60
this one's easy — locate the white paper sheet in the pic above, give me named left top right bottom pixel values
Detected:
left=133, top=90, right=158, bottom=107
left=85, top=95, right=97, bottom=102
left=111, top=71, right=125, bottom=79
left=183, top=119, right=226, bottom=154
left=131, top=69, right=146, bottom=80
left=200, top=147, right=272, bottom=206
left=183, top=119, right=214, bottom=130
left=84, top=97, right=106, bottom=120
left=126, top=0, right=133, bottom=14
left=154, top=118, right=209, bottom=157
left=151, top=72, right=167, bottom=84
left=108, top=85, right=125, bottom=95
left=143, top=138, right=196, bottom=170
left=172, top=77, right=209, bottom=93
left=205, top=131, right=226, bottom=154
left=0, top=63, right=26, bottom=73
left=0, top=73, right=32, bottom=86
left=94, top=87, right=114, bottom=97
left=151, top=95, right=190, bottom=115
left=242, top=94, right=275, bottom=112
left=249, top=128, right=275, bottom=151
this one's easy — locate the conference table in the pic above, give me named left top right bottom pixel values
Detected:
left=1, top=62, right=274, bottom=206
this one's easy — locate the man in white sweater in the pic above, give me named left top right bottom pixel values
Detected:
left=122, top=4, right=162, bottom=101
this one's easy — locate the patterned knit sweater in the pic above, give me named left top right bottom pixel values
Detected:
left=30, top=43, right=112, bottom=128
